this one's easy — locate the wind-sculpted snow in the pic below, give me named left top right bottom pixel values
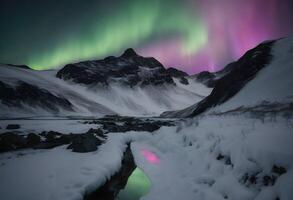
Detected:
left=131, top=115, right=293, bottom=200
left=0, top=114, right=292, bottom=200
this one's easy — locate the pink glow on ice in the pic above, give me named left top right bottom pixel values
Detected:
left=141, top=149, right=160, bottom=164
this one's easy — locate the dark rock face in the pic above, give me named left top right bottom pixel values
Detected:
left=26, top=133, right=41, bottom=146
left=34, top=131, right=71, bottom=149
left=0, top=130, right=106, bottom=153
left=67, top=133, right=103, bottom=153
left=84, top=143, right=136, bottom=200
left=120, top=48, right=138, bottom=58
left=6, top=124, right=20, bottom=130
left=56, top=48, right=175, bottom=87
left=0, top=81, right=73, bottom=112
left=242, top=165, right=287, bottom=188
left=179, top=77, right=189, bottom=85
left=195, top=62, right=235, bottom=88
left=0, top=132, right=26, bottom=152
left=85, top=115, right=175, bottom=133
left=195, top=71, right=216, bottom=87
left=272, top=165, right=287, bottom=176
left=187, top=40, right=275, bottom=117
left=166, top=67, right=188, bottom=78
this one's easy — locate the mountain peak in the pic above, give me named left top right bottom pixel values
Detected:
left=121, top=48, right=139, bottom=58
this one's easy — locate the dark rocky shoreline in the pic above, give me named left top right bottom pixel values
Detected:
left=0, top=116, right=175, bottom=153
left=84, top=143, right=136, bottom=200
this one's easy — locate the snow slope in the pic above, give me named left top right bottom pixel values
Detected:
left=218, top=37, right=293, bottom=111
left=0, top=64, right=211, bottom=118
left=132, top=115, right=293, bottom=200
left=162, top=38, right=293, bottom=118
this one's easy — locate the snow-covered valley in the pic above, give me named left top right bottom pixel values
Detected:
left=0, top=38, right=293, bottom=200
left=0, top=49, right=211, bottom=118
left=0, top=114, right=292, bottom=200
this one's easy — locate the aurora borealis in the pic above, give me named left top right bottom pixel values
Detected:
left=0, top=0, right=292, bottom=73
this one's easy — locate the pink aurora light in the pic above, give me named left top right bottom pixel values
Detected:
left=141, top=149, right=160, bottom=164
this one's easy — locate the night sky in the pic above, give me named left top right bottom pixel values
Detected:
left=1, top=0, right=293, bottom=74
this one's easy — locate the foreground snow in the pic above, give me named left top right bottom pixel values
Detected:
left=133, top=115, right=293, bottom=200
left=0, top=113, right=292, bottom=200
left=0, top=133, right=137, bottom=200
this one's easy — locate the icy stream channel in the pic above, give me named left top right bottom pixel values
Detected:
left=116, top=167, right=151, bottom=200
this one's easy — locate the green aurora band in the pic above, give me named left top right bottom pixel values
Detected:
left=1, top=0, right=292, bottom=73
left=26, top=0, right=207, bottom=69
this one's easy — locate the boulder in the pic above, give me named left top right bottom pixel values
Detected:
left=6, top=124, right=20, bottom=130
left=67, top=133, right=103, bottom=153
left=0, top=132, right=26, bottom=152
left=26, top=133, right=41, bottom=146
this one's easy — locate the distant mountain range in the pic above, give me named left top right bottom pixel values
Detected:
left=1, top=38, right=293, bottom=119
left=0, top=48, right=210, bottom=118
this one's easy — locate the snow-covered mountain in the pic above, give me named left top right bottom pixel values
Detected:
left=161, top=38, right=293, bottom=118
left=1, top=39, right=293, bottom=200
left=0, top=49, right=211, bottom=118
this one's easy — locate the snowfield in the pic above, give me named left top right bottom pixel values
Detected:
left=1, top=38, right=293, bottom=200
left=0, top=114, right=292, bottom=200
left=133, top=115, right=293, bottom=200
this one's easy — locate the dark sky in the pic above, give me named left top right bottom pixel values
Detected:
left=1, top=0, right=293, bottom=73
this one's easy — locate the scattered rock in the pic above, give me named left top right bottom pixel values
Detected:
left=263, top=175, right=276, bottom=186
left=26, top=133, right=41, bottom=146
left=44, top=131, right=62, bottom=142
left=90, top=115, right=174, bottom=133
left=67, top=133, right=103, bottom=153
left=179, top=77, right=189, bottom=85
left=35, top=131, right=71, bottom=150
left=6, top=124, right=20, bottom=130
left=86, top=128, right=107, bottom=139
left=216, top=153, right=232, bottom=166
left=0, top=132, right=26, bottom=152
left=242, top=165, right=287, bottom=188
left=272, top=165, right=287, bottom=176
